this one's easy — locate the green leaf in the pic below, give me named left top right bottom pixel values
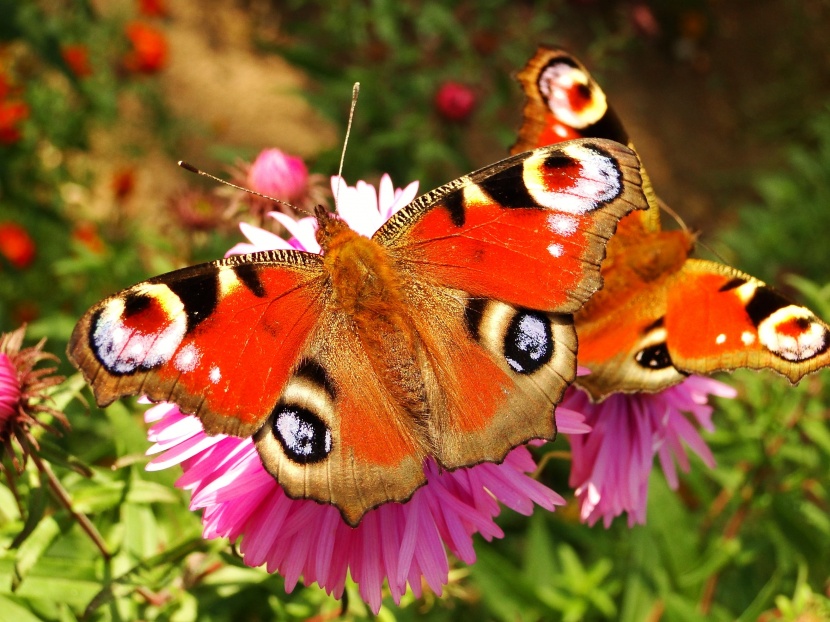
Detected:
left=0, top=594, right=44, bottom=622
left=13, top=515, right=67, bottom=591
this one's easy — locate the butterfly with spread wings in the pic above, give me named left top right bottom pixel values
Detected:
left=69, top=138, right=647, bottom=525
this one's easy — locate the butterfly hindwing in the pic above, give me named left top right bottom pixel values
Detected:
left=404, top=285, right=577, bottom=469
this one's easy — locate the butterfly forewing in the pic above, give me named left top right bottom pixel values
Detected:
left=377, top=138, right=647, bottom=313
left=666, top=260, right=830, bottom=381
left=69, top=250, right=327, bottom=437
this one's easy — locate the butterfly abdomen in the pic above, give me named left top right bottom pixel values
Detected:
left=320, top=221, right=431, bottom=424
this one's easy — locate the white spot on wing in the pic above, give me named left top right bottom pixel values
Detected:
left=547, top=243, right=564, bottom=257
left=174, top=344, right=201, bottom=373
left=716, top=333, right=726, bottom=345
left=209, top=366, right=222, bottom=384
left=741, top=331, right=756, bottom=346
left=547, top=213, right=579, bottom=236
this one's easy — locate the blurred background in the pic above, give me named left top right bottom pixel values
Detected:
left=1, top=0, right=829, bottom=620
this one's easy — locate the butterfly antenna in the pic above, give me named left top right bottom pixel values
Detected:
left=177, top=161, right=309, bottom=214
left=696, top=235, right=731, bottom=265
left=334, top=82, right=360, bottom=210
left=658, top=197, right=690, bottom=234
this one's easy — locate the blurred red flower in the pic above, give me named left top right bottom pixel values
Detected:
left=137, top=0, right=167, bottom=17
left=434, top=81, right=477, bottom=122
left=72, top=222, right=105, bottom=254
left=0, top=223, right=36, bottom=268
left=62, top=44, right=93, bottom=77
left=629, top=3, right=661, bottom=38
left=123, top=22, right=168, bottom=74
left=112, top=168, right=136, bottom=201
left=0, top=100, right=28, bottom=145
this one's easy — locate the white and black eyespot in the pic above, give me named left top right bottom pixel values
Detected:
left=270, top=404, right=332, bottom=464
left=465, top=298, right=556, bottom=376
left=504, top=311, right=553, bottom=374
left=255, top=358, right=338, bottom=474
left=635, top=342, right=673, bottom=369
left=537, top=60, right=606, bottom=129
left=89, top=284, right=187, bottom=375
left=758, top=306, right=829, bottom=362
left=522, top=144, right=622, bottom=215
left=632, top=320, right=679, bottom=373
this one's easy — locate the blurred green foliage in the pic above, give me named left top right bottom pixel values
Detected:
left=0, top=0, right=829, bottom=621
left=719, top=107, right=830, bottom=285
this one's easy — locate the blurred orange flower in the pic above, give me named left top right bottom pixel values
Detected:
left=112, top=167, right=136, bottom=201
left=0, top=222, right=35, bottom=268
left=123, top=22, right=168, bottom=74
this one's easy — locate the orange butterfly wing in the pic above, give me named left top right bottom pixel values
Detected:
left=514, top=45, right=830, bottom=399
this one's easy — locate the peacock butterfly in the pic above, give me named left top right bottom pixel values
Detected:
left=513, top=46, right=830, bottom=400
left=69, top=139, right=647, bottom=525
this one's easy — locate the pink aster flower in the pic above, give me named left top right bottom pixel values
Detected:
left=0, top=353, right=21, bottom=427
left=562, top=376, right=738, bottom=528
left=146, top=174, right=586, bottom=612
left=0, top=326, right=66, bottom=467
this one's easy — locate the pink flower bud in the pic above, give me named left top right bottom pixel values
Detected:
left=434, top=81, right=477, bottom=122
left=246, top=148, right=309, bottom=204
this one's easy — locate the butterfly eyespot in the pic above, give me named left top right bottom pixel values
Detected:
left=271, top=405, right=333, bottom=464
left=89, top=286, right=188, bottom=375
left=635, top=342, right=673, bottom=369
left=523, top=145, right=622, bottom=215
left=504, top=311, right=553, bottom=374
left=536, top=59, right=606, bottom=128
left=757, top=306, right=829, bottom=362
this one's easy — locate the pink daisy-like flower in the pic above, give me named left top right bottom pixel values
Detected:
left=147, top=174, right=587, bottom=612
left=562, top=376, right=738, bottom=528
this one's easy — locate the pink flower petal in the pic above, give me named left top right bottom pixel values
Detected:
left=564, top=375, right=735, bottom=527
left=268, top=213, right=319, bottom=253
